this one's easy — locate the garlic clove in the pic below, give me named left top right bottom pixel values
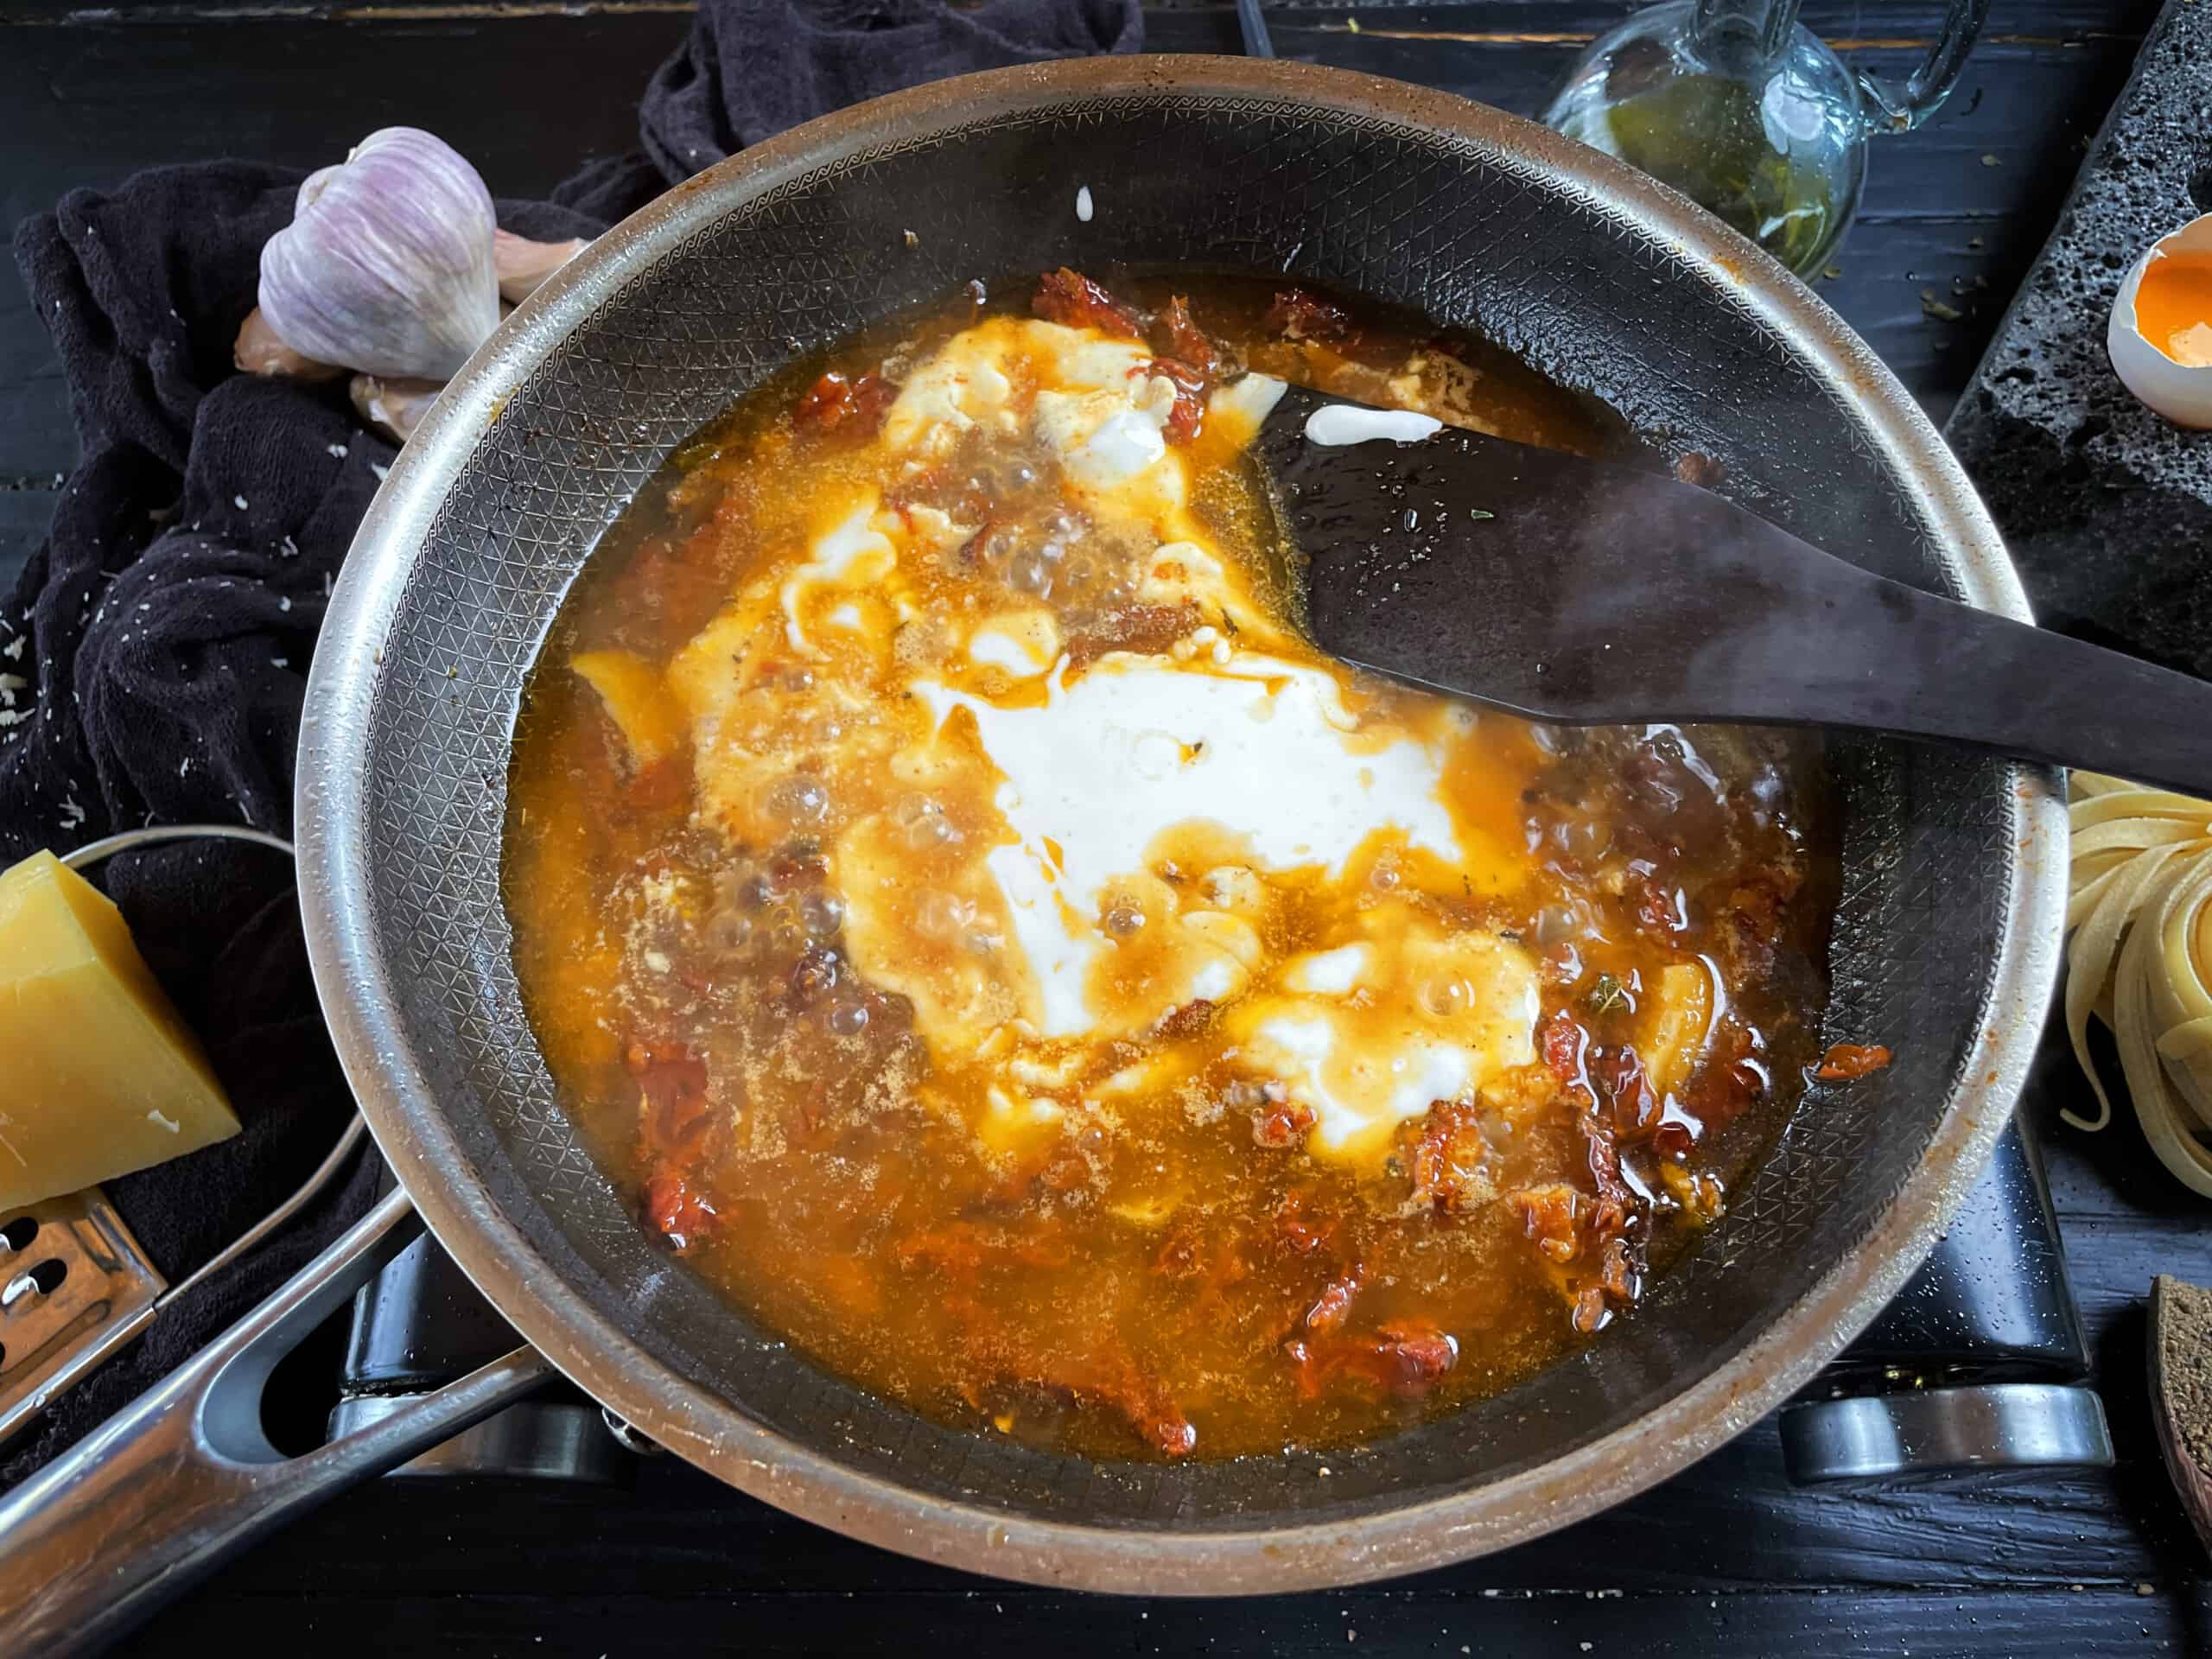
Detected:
left=232, top=306, right=344, bottom=382
left=259, top=127, right=500, bottom=383
left=494, top=231, right=590, bottom=304
left=351, top=372, right=446, bottom=445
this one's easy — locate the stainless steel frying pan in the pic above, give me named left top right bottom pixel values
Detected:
left=0, top=55, right=2064, bottom=1645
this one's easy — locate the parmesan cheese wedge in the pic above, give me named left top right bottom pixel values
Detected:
left=0, top=850, right=239, bottom=1209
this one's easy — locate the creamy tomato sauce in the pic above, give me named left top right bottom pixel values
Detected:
left=505, top=273, right=1835, bottom=1460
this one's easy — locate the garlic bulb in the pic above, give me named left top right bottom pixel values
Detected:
left=258, top=127, right=499, bottom=382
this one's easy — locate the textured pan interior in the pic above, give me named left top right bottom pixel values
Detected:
left=307, top=60, right=2056, bottom=1580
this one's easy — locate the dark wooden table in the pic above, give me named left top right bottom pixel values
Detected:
left=4, top=3, right=2208, bottom=1652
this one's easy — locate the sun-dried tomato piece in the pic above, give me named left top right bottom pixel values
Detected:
left=1375, top=1319, right=1459, bottom=1392
left=1595, top=1236, right=1637, bottom=1300
left=1303, top=1269, right=1363, bottom=1336
left=767, top=842, right=830, bottom=887
left=899, top=1220, right=1071, bottom=1279
left=1571, top=1284, right=1611, bottom=1334
left=1146, top=1411, right=1198, bottom=1457
left=644, top=1164, right=717, bottom=1250
left=1039, top=1346, right=1194, bottom=1455
left=1510, top=1181, right=1582, bottom=1264
left=1715, top=859, right=1806, bottom=981
left=1145, top=355, right=1211, bottom=445
left=627, top=1039, right=710, bottom=1152
left=1153, top=1224, right=1204, bottom=1279
left=1264, top=286, right=1357, bottom=346
left=941, top=1295, right=1194, bottom=1455
left=1274, top=1190, right=1334, bottom=1255
left=793, top=368, right=898, bottom=437
left=1402, top=1098, right=1493, bottom=1214
left=896, top=1224, right=988, bottom=1277
left=1815, top=1042, right=1893, bottom=1081
left=1632, top=875, right=1688, bottom=940
left=1580, top=1107, right=1635, bottom=1240
left=1590, top=1045, right=1662, bottom=1140
left=1252, top=1094, right=1316, bottom=1150
left=1150, top=295, right=1231, bottom=378
left=1541, top=1008, right=1587, bottom=1084
left=988, top=1144, right=1094, bottom=1205
left=1032, top=268, right=1143, bottom=338
left=1287, top=1319, right=1459, bottom=1400
left=1682, top=1019, right=1764, bottom=1135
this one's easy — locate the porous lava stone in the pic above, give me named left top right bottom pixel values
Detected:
left=1947, top=0, right=2212, bottom=678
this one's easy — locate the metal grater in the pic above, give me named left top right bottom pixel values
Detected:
left=0, top=1187, right=167, bottom=1446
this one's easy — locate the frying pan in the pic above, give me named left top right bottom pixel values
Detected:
left=0, top=55, right=2064, bottom=1642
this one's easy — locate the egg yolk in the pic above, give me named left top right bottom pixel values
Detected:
left=2134, top=252, right=2212, bottom=368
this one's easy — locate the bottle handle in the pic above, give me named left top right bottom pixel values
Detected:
left=1854, top=0, right=1992, bottom=133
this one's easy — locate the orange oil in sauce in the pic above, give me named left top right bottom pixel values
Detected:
left=504, top=274, right=1837, bottom=1460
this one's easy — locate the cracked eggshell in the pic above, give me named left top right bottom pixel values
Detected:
left=2107, top=212, right=2212, bottom=429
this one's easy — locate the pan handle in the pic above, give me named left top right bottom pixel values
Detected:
left=0, top=1185, right=554, bottom=1657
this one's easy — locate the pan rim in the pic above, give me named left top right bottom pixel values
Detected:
left=297, top=53, right=2065, bottom=1594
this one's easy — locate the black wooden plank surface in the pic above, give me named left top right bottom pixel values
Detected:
left=3, top=3, right=2209, bottom=1654
left=0, top=493, right=56, bottom=595
left=151, top=1586, right=2207, bottom=1656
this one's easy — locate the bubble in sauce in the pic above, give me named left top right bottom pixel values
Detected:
left=896, top=795, right=962, bottom=849
left=1420, top=976, right=1472, bottom=1020
left=1102, top=899, right=1147, bottom=938
left=1007, top=549, right=1058, bottom=598
left=767, top=774, right=832, bottom=826
left=799, top=891, right=845, bottom=939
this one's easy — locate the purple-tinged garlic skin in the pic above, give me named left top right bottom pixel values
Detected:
left=258, top=127, right=499, bottom=382
left=494, top=231, right=590, bottom=304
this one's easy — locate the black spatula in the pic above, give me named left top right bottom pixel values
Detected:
left=1254, top=386, right=2212, bottom=797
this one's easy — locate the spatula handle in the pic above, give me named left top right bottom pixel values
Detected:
left=1780, top=576, right=2212, bottom=798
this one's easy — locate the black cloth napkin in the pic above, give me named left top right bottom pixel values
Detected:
left=0, top=0, right=1137, bottom=1488
left=639, top=0, right=1141, bottom=180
